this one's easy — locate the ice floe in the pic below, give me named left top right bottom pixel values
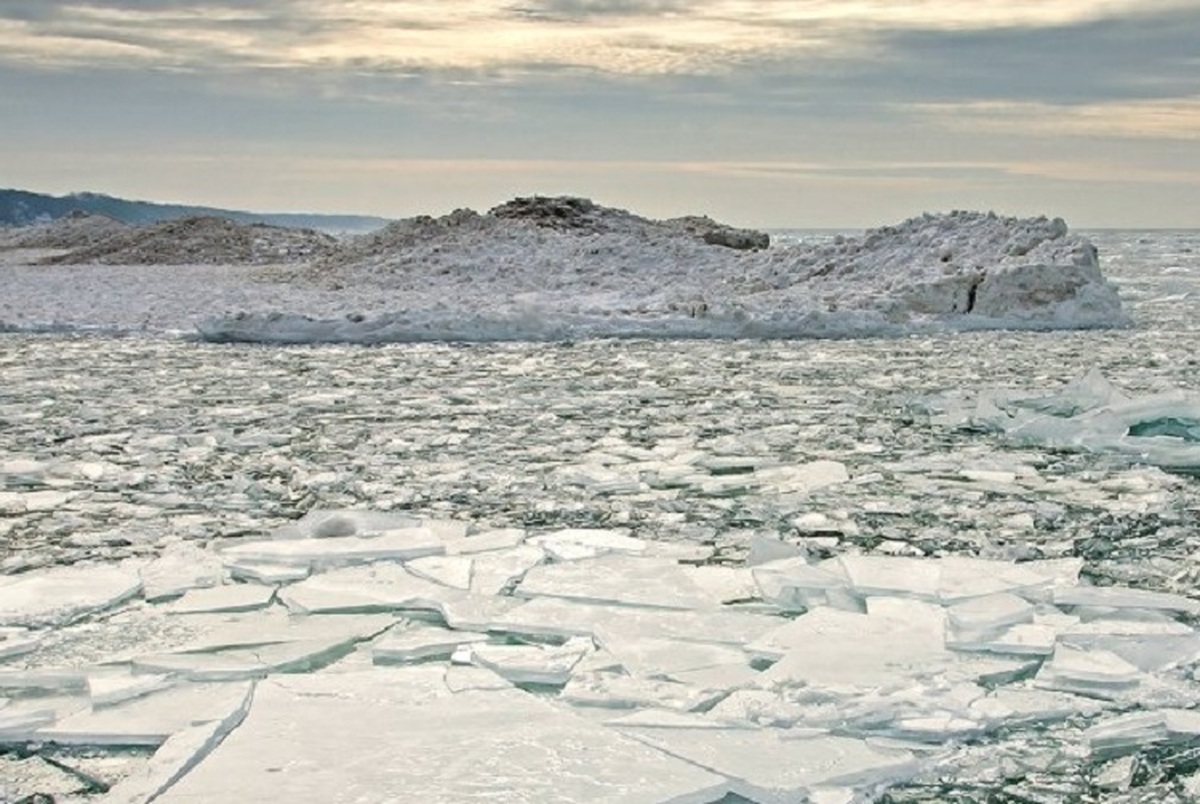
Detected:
left=2, top=510, right=1199, bottom=801
left=917, top=368, right=1200, bottom=474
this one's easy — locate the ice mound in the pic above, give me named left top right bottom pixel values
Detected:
left=39, top=216, right=338, bottom=266
left=5, top=510, right=1200, bottom=802
left=0, top=210, right=129, bottom=250
left=196, top=202, right=1127, bottom=343
left=916, top=369, right=1200, bottom=475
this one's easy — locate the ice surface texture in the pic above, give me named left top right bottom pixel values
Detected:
left=0, top=199, right=1127, bottom=341
left=5, top=514, right=1200, bottom=802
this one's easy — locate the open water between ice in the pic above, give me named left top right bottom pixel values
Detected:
left=2, top=230, right=1200, bottom=801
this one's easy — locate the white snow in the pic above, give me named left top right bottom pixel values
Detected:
left=0, top=203, right=1128, bottom=341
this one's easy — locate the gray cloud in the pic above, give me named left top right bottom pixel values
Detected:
left=508, top=0, right=688, bottom=20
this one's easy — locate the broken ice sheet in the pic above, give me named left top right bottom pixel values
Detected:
left=0, top=564, right=142, bottom=627
left=371, top=626, right=489, bottom=664
left=1034, top=643, right=1144, bottom=698
left=492, top=596, right=782, bottom=647
left=560, top=671, right=729, bottom=713
left=159, top=584, right=275, bottom=615
left=219, top=527, right=444, bottom=570
left=470, top=637, right=593, bottom=686
left=87, top=671, right=173, bottom=708
left=37, top=681, right=254, bottom=747
left=139, top=542, right=225, bottom=602
left=526, top=528, right=648, bottom=561
left=132, top=635, right=368, bottom=681
left=404, top=554, right=474, bottom=590
left=278, top=563, right=458, bottom=615
left=0, top=627, right=42, bottom=660
left=153, top=670, right=729, bottom=804
left=615, top=725, right=917, bottom=804
left=514, top=553, right=721, bottom=610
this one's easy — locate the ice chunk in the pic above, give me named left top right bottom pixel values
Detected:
left=442, top=527, right=526, bottom=555
left=274, top=508, right=423, bottom=539
left=560, top=671, right=728, bottom=712
left=225, top=562, right=310, bottom=585
left=160, top=584, right=275, bottom=615
left=493, top=597, right=782, bottom=647
left=1053, top=585, right=1200, bottom=615
left=752, top=558, right=853, bottom=612
left=681, top=566, right=758, bottom=604
left=526, top=528, right=647, bottom=560
left=101, top=683, right=253, bottom=804
left=468, top=544, right=545, bottom=595
left=598, top=635, right=752, bottom=679
left=936, top=556, right=1083, bottom=603
left=1084, top=710, right=1200, bottom=757
left=515, top=554, right=720, bottom=610
left=442, top=663, right=513, bottom=693
left=153, top=670, right=729, bottom=804
left=1059, top=632, right=1200, bottom=672
left=745, top=535, right=804, bottom=567
left=1035, top=644, right=1143, bottom=698
left=279, top=563, right=458, bottom=615
left=132, top=636, right=367, bottom=681
left=947, top=623, right=1057, bottom=656
left=220, top=527, right=444, bottom=570
left=404, top=555, right=474, bottom=590
left=0, top=627, right=41, bottom=660
left=87, top=672, right=173, bottom=708
left=617, top=726, right=917, bottom=803
left=435, top=593, right=521, bottom=632
left=946, top=593, right=1035, bottom=633
left=838, top=555, right=940, bottom=600
left=969, top=686, right=1105, bottom=727
left=470, top=637, right=593, bottom=686
left=0, top=564, right=141, bottom=627
left=140, top=542, right=226, bottom=602
left=757, top=600, right=952, bottom=690
left=371, top=627, right=489, bottom=664
left=38, top=681, right=254, bottom=747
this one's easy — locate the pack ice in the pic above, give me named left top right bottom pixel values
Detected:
left=4, top=509, right=1199, bottom=803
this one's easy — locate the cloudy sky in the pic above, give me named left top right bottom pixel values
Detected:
left=1, top=1, right=1198, bottom=227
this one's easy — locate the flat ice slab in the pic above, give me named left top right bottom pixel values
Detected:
left=0, top=564, right=142, bottom=627
left=153, top=669, right=729, bottom=804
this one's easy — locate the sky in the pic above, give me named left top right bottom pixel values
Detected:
left=1, top=1, right=1198, bottom=228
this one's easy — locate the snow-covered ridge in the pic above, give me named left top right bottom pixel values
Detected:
left=1, top=197, right=1129, bottom=341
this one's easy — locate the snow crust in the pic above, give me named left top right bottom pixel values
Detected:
left=0, top=200, right=1128, bottom=341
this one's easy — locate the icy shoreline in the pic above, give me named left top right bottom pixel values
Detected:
left=0, top=199, right=1130, bottom=342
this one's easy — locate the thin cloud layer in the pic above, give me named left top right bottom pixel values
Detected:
left=0, top=0, right=1193, bottom=79
left=2, top=0, right=1198, bottom=226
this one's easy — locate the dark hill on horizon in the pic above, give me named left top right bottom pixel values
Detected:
left=0, top=188, right=390, bottom=233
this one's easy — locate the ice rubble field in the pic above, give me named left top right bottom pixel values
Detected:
left=0, top=225, right=1198, bottom=801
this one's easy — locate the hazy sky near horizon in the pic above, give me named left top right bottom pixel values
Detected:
left=1, top=1, right=1198, bottom=228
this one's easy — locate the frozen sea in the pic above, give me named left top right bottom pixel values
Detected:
left=3, top=229, right=1200, bottom=801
